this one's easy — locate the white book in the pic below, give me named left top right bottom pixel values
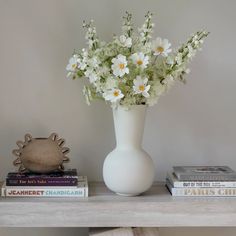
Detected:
left=173, top=166, right=236, bottom=181
left=167, top=172, right=236, bottom=188
left=1, top=180, right=88, bottom=198
left=166, top=179, right=236, bottom=197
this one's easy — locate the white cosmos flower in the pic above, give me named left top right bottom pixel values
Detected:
left=77, top=58, right=87, bottom=70
left=131, top=52, right=149, bottom=69
left=66, top=55, right=87, bottom=73
left=111, top=54, right=129, bottom=77
left=152, top=38, right=172, bottom=57
left=119, top=35, right=132, bottom=48
left=66, top=55, right=79, bottom=72
left=103, top=88, right=124, bottom=103
left=84, top=68, right=99, bottom=83
left=133, top=76, right=150, bottom=98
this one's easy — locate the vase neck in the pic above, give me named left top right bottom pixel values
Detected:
left=112, top=105, right=147, bottom=149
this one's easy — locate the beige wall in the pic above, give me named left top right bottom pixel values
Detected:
left=0, top=0, right=236, bottom=235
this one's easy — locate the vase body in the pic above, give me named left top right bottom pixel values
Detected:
left=103, top=105, right=155, bottom=196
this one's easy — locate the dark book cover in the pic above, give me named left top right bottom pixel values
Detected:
left=7, top=169, right=78, bottom=179
left=6, top=169, right=78, bottom=186
left=6, top=178, right=78, bottom=186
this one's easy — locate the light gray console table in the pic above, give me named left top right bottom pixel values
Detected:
left=0, top=182, right=236, bottom=231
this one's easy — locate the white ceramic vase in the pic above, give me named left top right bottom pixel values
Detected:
left=103, top=105, right=155, bottom=196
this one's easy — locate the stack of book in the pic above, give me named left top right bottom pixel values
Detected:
left=166, top=166, right=236, bottom=197
left=1, top=169, right=88, bottom=197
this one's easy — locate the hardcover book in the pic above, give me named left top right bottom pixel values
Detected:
left=7, top=169, right=78, bottom=178
left=6, top=169, right=79, bottom=186
left=173, top=166, right=236, bottom=181
left=166, top=179, right=236, bottom=197
left=167, top=172, right=236, bottom=188
left=1, top=177, right=88, bottom=197
left=0, top=182, right=3, bottom=197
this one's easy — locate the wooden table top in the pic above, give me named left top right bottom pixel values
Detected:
left=0, top=182, right=236, bottom=227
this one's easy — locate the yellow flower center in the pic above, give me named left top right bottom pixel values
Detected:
left=137, top=60, right=143, bottom=65
left=119, top=63, right=125, bottom=69
left=139, top=85, right=145, bottom=92
left=72, top=64, right=77, bottom=69
left=156, top=46, right=164, bottom=53
left=113, top=90, right=119, bottom=97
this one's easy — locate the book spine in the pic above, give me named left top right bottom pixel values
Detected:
left=167, top=178, right=236, bottom=188
left=166, top=183, right=236, bottom=197
left=6, top=178, right=78, bottom=186
left=1, top=185, right=5, bottom=197
left=7, top=169, right=78, bottom=178
left=176, top=175, right=236, bottom=181
left=2, top=185, right=88, bottom=197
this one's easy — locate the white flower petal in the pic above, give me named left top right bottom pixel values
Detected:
left=145, top=84, right=151, bottom=91
left=142, top=91, right=150, bottom=98
left=143, top=77, right=148, bottom=84
left=111, top=54, right=129, bottom=77
left=152, top=37, right=172, bottom=57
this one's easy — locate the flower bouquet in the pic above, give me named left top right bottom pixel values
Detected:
left=66, top=12, right=208, bottom=108
left=66, top=12, right=209, bottom=196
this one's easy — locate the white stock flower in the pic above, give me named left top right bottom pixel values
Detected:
left=152, top=38, right=172, bottom=57
left=97, top=66, right=110, bottom=77
left=103, top=88, right=124, bottom=103
left=175, top=53, right=183, bottom=65
left=162, top=75, right=174, bottom=85
left=131, top=52, right=149, bottom=69
left=94, top=80, right=103, bottom=93
left=187, top=44, right=196, bottom=58
left=185, top=68, right=191, bottom=74
left=66, top=54, right=87, bottom=73
left=84, top=20, right=98, bottom=50
left=147, top=96, right=159, bottom=106
left=77, top=58, right=87, bottom=70
left=88, top=57, right=100, bottom=68
left=166, top=56, right=174, bottom=65
left=119, top=35, right=132, bottom=48
left=82, top=48, right=88, bottom=57
left=84, top=68, right=99, bottom=83
left=133, top=76, right=150, bottom=98
left=105, top=77, right=118, bottom=90
left=111, top=54, right=129, bottom=77
left=66, top=72, right=73, bottom=78
left=83, top=86, right=92, bottom=105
